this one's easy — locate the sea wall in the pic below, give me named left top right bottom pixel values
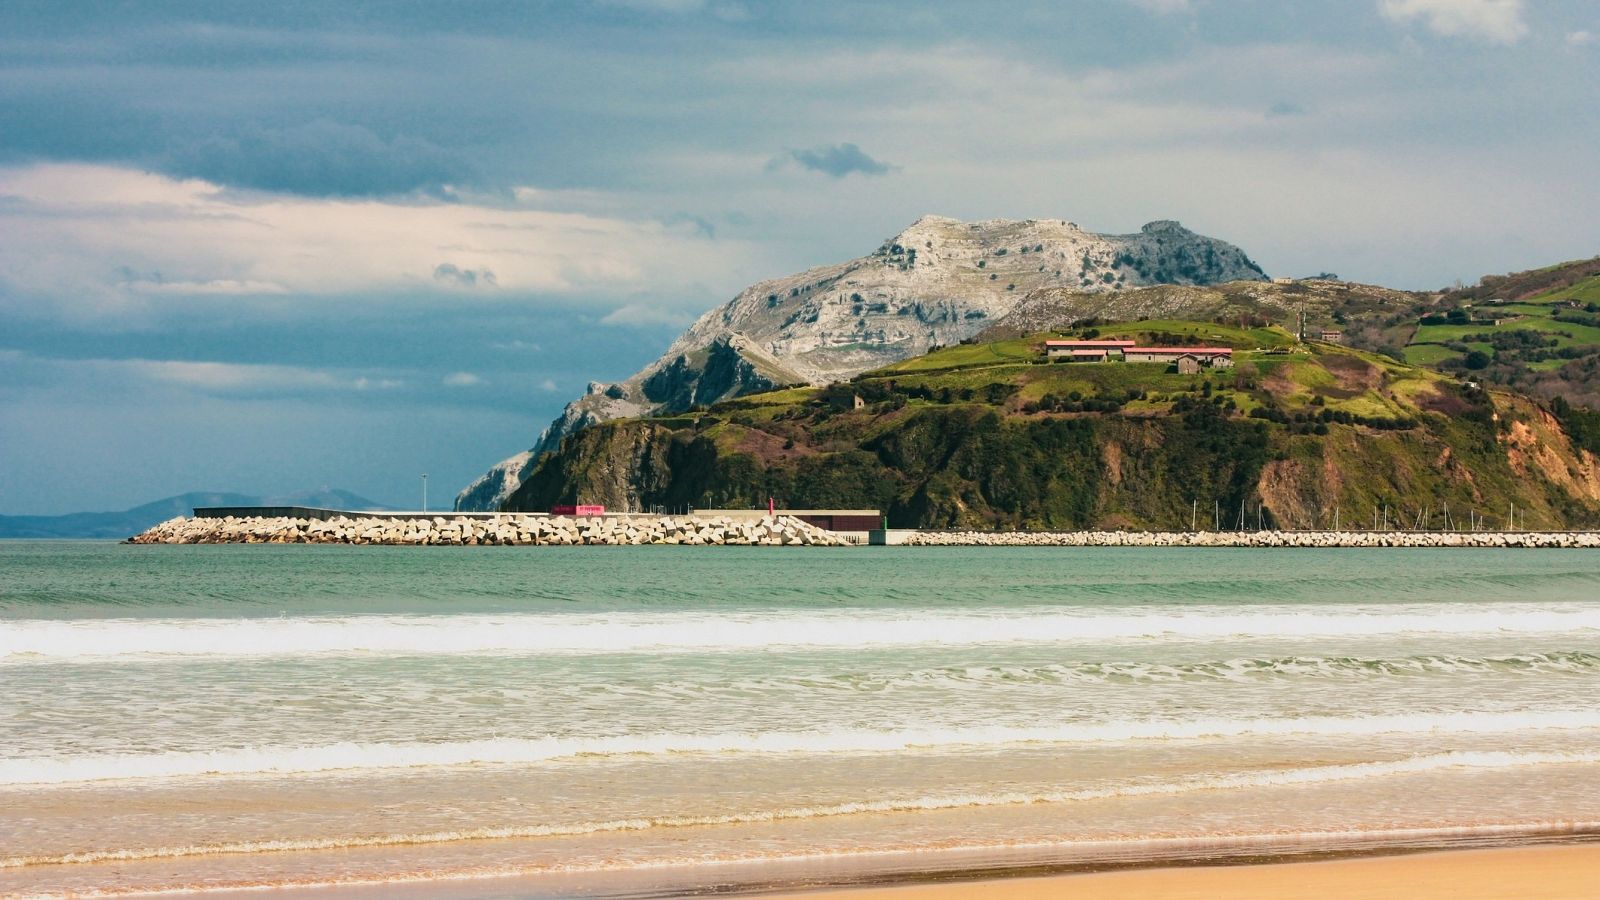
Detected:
left=897, top=529, right=1600, bottom=548
left=129, top=514, right=850, bottom=546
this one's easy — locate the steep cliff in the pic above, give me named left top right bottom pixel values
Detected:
left=460, top=215, right=1268, bottom=509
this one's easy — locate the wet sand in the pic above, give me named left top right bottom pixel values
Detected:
left=779, top=843, right=1600, bottom=899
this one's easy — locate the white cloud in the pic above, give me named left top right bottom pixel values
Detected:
left=1569, top=30, right=1596, bottom=47
left=1378, top=0, right=1527, bottom=44
left=352, top=376, right=405, bottom=391
left=120, top=278, right=290, bottom=296
left=489, top=339, right=543, bottom=352
left=108, top=358, right=403, bottom=393
left=0, top=163, right=751, bottom=323
left=0, top=351, right=407, bottom=398
left=442, top=371, right=483, bottom=387
left=598, top=303, right=696, bottom=328
left=539, top=378, right=559, bottom=392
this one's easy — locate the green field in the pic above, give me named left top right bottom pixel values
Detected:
left=1404, top=344, right=1462, bottom=367
left=1403, top=271, right=1600, bottom=371
left=882, top=338, right=1038, bottom=373
left=1408, top=307, right=1600, bottom=356
left=1526, top=358, right=1571, bottom=372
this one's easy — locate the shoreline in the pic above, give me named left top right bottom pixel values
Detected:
left=125, top=512, right=1600, bottom=547
left=772, top=842, right=1600, bottom=899
left=217, top=826, right=1600, bottom=899
left=170, top=835, right=1600, bottom=899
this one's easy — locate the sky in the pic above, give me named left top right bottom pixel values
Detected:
left=2, top=0, right=1598, bottom=515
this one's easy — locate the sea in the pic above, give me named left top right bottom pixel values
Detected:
left=4, top=542, right=1600, bottom=897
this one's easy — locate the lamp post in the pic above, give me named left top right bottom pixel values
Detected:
left=421, top=474, right=428, bottom=513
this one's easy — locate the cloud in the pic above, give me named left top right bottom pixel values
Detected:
left=1378, top=0, right=1527, bottom=44
left=120, top=278, right=290, bottom=296
left=433, top=263, right=497, bottom=288
left=599, top=303, right=696, bottom=328
left=442, top=371, right=483, bottom=387
left=661, top=212, right=717, bottom=238
left=539, top=378, right=559, bottom=392
left=0, top=163, right=752, bottom=324
left=1123, top=0, right=1193, bottom=13
left=489, top=338, right=543, bottom=352
left=57, top=357, right=406, bottom=395
left=1569, top=30, right=1596, bottom=47
left=773, top=143, right=895, bottom=178
left=167, top=120, right=475, bottom=197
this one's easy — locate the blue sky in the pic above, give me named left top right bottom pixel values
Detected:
left=2, top=0, right=1598, bottom=514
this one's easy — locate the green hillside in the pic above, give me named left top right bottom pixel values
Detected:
left=505, top=322, right=1600, bottom=531
left=1400, top=259, right=1600, bottom=407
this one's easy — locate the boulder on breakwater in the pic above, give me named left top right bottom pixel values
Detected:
left=897, top=529, right=1600, bottom=548
left=129, top=514, right=850, bottom=547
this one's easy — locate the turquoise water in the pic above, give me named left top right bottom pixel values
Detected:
left=4, top=543, right=1600, bottom=896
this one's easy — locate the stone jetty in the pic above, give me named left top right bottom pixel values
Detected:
left=897, top=529, right=1600, bottom=548
left=129, top=514, right=851, bottom=547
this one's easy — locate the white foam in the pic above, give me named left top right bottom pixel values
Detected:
left=7, top=604, right=1600, bottom=663
left=728, top=652, right=1600, bottom=693
left=8, top=749, right=1596, bottom=870
left=7, top=709, right=1600, bottom=787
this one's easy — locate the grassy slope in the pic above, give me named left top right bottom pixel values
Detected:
left=1400, top=265, right=1600, bottom=403
left=509, top=321, right=1600, bottom=530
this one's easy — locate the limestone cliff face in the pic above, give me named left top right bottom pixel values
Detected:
left=458, top=215, right=1267, bottom=510
left=508, top=423, right=680, bottom=512
left=980, top=279, right=1416, bottom=339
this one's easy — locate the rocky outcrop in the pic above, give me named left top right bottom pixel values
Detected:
left=979, top=278, right=1416, bottom=340
left=129, top=514, right=851, bottom=547
left=458, top=215, right=1269, bottom=510
left=506, top=422, right=680, bottom=512
left=451, top=450, right=537, bottom=515
left=640, top=335, right=788, bottom=409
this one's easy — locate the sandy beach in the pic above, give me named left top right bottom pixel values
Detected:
left=781, top=844, right=1600, bottom=899
left=11, top=546, right=1600, bottom=898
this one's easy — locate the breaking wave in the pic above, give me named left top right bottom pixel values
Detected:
left=8, top=710, right=1600, bottom=787
left=7, top=749, right=1597, bottom=869
left=7, top=605, right=1600, bottom=663
left=667, top=652, right=1600, bottom=695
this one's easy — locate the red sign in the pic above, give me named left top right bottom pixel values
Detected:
left=550, top=504, right=606, bottom=516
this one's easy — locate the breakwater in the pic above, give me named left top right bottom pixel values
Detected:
left=128, top=517, right=1600, bottom=548
left=129, top=514, right=850, bottom=546
left=895, top=529, right=1600, bottom=548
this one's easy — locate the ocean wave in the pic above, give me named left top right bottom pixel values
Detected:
left=7, top=749, right=1597, bottom=869
left=665, top=652, right=1600, bottom=695
left=7, top=605, right=1600, bottom=663
left=7, top=710, right=1600, bottom=787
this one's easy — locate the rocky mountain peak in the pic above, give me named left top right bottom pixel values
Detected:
left=456, top=214, right=1270, bottom=511
left=1140, top=219, right=1190, bottom=234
